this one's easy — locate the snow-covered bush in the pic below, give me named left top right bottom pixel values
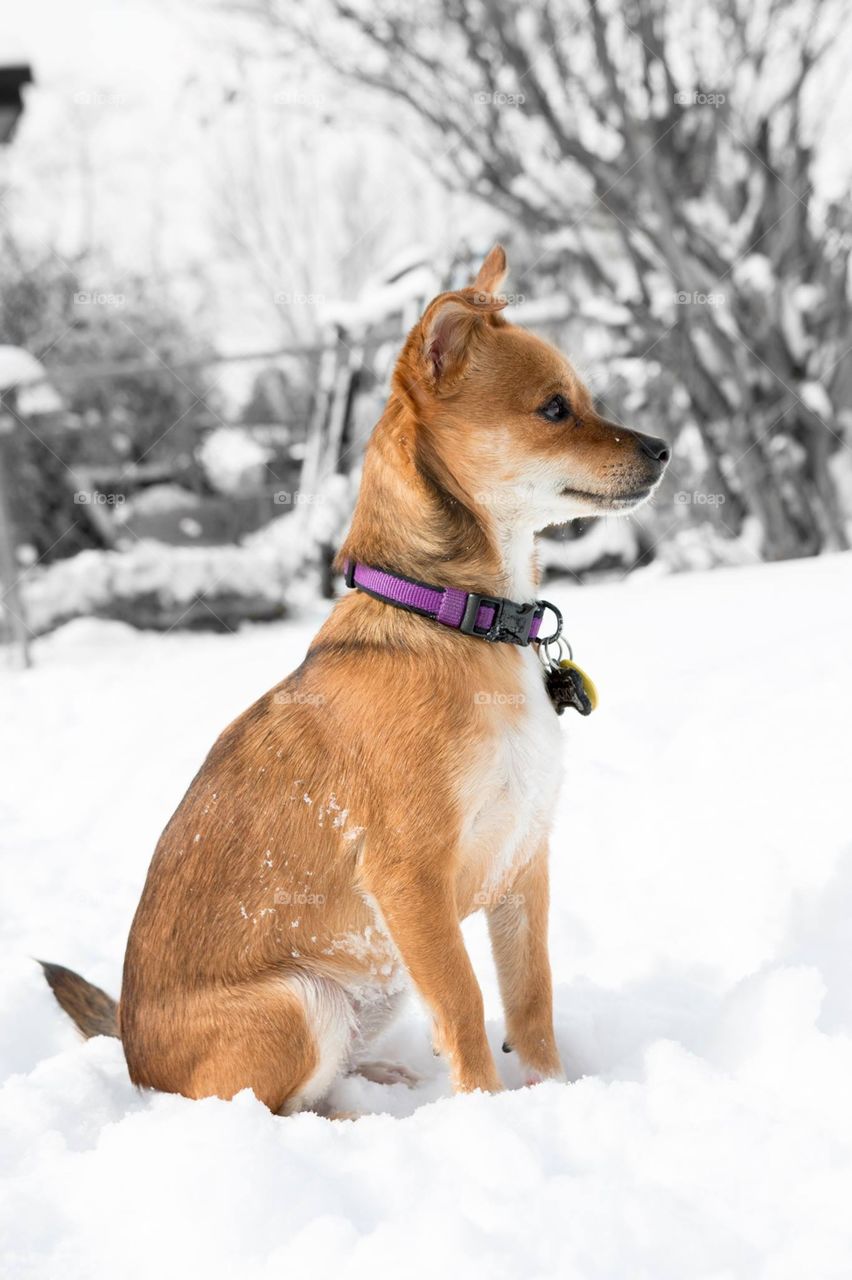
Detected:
left=20, top=517, right=312, bottom=635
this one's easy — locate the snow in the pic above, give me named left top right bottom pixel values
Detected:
left=2, top=553, right=852, bottom=1277
left=732, top=254, right=775, bottom=296
left=538, top=520, right=640, bottom=576
left=197, top=426, right=272, bottom=496
left=0, top=345, right=63, bottom=415
left=801, top=380, right=834, bottom=420
left=320, top=252, right=439, bottom=333
left=0, top=345, right=50, bottom=390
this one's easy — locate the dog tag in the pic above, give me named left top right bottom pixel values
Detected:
left=545, top=659, right=598, bottom=717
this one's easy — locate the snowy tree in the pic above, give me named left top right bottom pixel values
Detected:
left=238, top=0, right=852, bottom=560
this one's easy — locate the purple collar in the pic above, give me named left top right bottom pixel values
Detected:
left=343, top=559, right=561, bottom=647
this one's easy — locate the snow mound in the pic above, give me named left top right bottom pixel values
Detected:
left=2, top=553, right=852, bottom=1277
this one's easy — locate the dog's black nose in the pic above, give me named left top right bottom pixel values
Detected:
left=636, top=432, right=670, bottom=463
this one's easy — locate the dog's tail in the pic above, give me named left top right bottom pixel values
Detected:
left=37, top=960, right=119, bottom=1039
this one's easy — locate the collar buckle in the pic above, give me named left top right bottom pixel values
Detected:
left=459, top=593, right=540, bottom=645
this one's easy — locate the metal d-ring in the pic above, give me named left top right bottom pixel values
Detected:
left=536, top=599, right=563, bottom=645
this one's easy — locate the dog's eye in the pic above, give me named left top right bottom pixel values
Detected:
left=538, top=394, right=571, bottom=423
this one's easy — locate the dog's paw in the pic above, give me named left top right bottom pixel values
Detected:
left=350, top=1059, right=421, bottom=1088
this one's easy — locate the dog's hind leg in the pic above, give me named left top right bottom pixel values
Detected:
left=277, top=975, right=356, bottom=1113
left=129, top=974, right=354, bottom=1115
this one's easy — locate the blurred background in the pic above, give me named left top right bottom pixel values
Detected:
left=2, top=0, right=852, bottom=661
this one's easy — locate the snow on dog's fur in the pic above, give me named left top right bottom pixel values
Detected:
left=41, top=246, right=668, bottom=1111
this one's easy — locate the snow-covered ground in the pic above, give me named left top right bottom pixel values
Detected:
left=2, top=553, right=852, bottom=1279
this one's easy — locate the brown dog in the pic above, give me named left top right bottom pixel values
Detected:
left=42, top=246, right=668, bottom=1112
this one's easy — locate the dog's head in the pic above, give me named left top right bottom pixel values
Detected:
left=392, top=245, right=668, bottom=531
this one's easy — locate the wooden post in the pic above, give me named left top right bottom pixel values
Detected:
left=323, top=335, right=364, bottom=478
left=299, top=338, right=340, bottom=501
left=0, top=404, right=31, bottom=667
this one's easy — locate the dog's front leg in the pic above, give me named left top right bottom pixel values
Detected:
left=365, top=864, right=503, bottom=1095
left=486, top=845, right=565, bottom=1085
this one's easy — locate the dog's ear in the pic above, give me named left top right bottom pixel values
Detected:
left=420, top=291, right=506, bottom=390
left=392, top=286, right=506, bottom=406
left=472, top=244, right=508, bottom=298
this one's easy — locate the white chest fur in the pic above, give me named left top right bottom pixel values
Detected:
left=461, top=648, right=564, bottom=893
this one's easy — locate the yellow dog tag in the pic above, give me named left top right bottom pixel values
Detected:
left=560, top=659, right=598, bottom=711
left=544, top=658, right=598, bottom=716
